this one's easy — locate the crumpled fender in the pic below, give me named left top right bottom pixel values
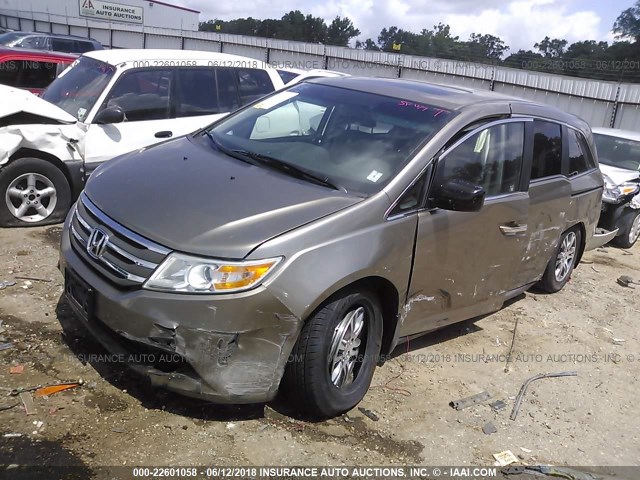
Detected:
left=0, top=123, right=85, bottom=166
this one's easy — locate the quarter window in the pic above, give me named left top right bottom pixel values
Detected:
left=102, top=69, right=172, bottom=122
left=436, top=122, right=525, bottom=197
left=567, top=128, right=594, bottom=175
left=531, top=121, right=562, bottom=180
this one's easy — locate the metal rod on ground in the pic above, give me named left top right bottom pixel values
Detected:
left=510, top=371, right=578, bottom=421
left=504, top=316, right=519, bottom=373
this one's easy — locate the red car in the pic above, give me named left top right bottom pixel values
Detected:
left=0, top=47, right=77, bottom=94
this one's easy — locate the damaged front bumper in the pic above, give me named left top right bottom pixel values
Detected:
left=58, top=226, right=302, bottom=404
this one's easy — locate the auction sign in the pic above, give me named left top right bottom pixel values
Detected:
left=79, top=0, right=144, bottom=24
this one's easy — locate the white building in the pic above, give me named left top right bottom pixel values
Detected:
left=0, top=0, right=200, bottom=31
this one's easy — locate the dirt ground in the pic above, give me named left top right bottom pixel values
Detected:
left=0, top=224, right=639, bottom=477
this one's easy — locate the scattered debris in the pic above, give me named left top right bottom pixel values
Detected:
left=503, top=465, right=600, bottom=479
left=9, top=365, right=24, bottom=375
left=0, top=343, right=14, bottom=351
left=490, top=400, right=507, bottom=412
left=591, top=266, right=600, bottom=273
left=493, top=450, right=519, bottom=467
left=482, top=422, right=498, bottom=435
left=19, top=392, right=36, bottom=415
left=613, top=338, right=626, bottom=346
left=0, top=280, right=16, bottom=290
left=596, top=248, right=608, bottom=253
left=3, top=433, right=22, bottom=438
left=0, top=400, right=20, bottom=412
left=504, top=318, right=520, bottom=373
left=14, top=276, right=52, bottom=283
left=616, top=275, right=637, bottom=288
left=520, top=447, right=532, bottom=453
left=226, top=422, right=236, bottom=430
left=510, top=371, right=578, bottom=421
left=450, top=391, right=492, bottom=410
left=111, top=427, right=126, bottom=433
left=358, top=407, right=380, bottom=422
left=35, top=383, right=81, bottom=397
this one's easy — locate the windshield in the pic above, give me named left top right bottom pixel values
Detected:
left=41, top=56, right=115, bottom=121
left=207, top=83, right=455, bottom=195
left=0, top=32, right=29, bottom=46
left=594, top=133, right=640, bottom=172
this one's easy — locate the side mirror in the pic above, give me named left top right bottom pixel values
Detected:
left=432, top=178, right=486, bottom=212
left=94, top=106, right=125, bottom=125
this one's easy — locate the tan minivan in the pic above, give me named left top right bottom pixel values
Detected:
left=60, top=78, right=605, bottom=418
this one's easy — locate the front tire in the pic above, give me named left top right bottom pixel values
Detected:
left=613, top=209, right=640, bottom=249
left=0, top=158, right=71, bottom=227
left=282, top=290, right=383, bottom=418
left=536, top=228, right=581, bottom=293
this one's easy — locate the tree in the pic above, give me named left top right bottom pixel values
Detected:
left=327, top=16, right=360, bottom=46
left=534, top=36, right=568, bottom=57
left=614, top=1, right=640, bottom=42
left=355, top=38, right=379, bottom=50
left=466, top=33, right=509, bottom=60
left=565, top=40, right=609, bottom=58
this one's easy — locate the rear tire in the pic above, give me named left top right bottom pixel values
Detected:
left=0, top=158, right=71, bottom=227
left=536, top=228, right=581, bottom=293
left=612, top=209, right=640, bottom=249
left=281, top=290, right=383, bottom=418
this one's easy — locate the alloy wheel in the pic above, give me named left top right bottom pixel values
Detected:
left=328, top=306, right=366, bottom=388
left=5, top=173, right=58, bottom=223
left=555, top=231, right=577, bottom=282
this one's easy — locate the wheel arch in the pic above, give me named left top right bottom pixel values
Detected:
left=9, top=148, right=83, bottom=198
left=570, top=221, right=586, bottom=266
left=305, top=275, right=401, bottom=362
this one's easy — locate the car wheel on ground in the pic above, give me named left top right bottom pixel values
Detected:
left=613, top=209, right=640, bottom=249
left=282, top=290, right=383, bottom=418
left=0, top=158, right=71, bottom=227
left=537, top=228, right=582, bottom=293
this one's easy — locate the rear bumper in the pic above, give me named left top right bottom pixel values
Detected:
left=58, top=215, right=302, bottom=404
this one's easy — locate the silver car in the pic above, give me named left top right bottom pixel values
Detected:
left=59, top=78, right=604, bottom=418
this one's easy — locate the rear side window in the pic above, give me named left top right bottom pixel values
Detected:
left=567, top=128, right=595, bottom=175
left=103, top=69, right=172, bottom=122
left=20, top=36, right=48, bottom=49
left=531, top=121, right=562, bottom=180
left=51, top=38, right=75, bottom=53
left=174, top=68, right=240, bottom=117
left=237, top=68, right=274, bottom=105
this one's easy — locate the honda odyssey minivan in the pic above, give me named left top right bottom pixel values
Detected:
left=59, top=78, right=605, bottom=418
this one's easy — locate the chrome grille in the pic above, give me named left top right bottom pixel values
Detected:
left=70, top=193, right=171, bottom=287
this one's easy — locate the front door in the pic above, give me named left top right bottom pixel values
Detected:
left=81, top=67, right=233, bottom=174
left=400, top=119, right=531, bottom=337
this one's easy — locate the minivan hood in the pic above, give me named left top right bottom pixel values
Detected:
left=85, top=136, right=362, bottom=258
left=599, top=163, right=640, bottom=185
left=0, top=84, right=76, bottom=124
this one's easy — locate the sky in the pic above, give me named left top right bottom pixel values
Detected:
left=175, top=0, right=635, bottom=52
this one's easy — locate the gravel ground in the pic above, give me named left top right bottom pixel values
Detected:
left=0, top=225, right=638, bottom=478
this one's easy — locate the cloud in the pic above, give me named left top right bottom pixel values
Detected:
left=177, top=0, right=609, bottom=51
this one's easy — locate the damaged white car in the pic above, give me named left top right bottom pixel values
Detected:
left=0, top=49, right=284, bottom=227
left=593, top=127, right=640, bottom=248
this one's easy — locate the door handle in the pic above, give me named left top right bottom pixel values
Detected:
left=155, top=131, right=173, bottom=138
left=500, top=222, right=528, bottom=236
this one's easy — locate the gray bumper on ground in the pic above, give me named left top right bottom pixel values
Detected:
left=59, top=225, right=302, bottom=404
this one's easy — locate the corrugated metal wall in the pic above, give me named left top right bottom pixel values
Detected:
left=0, top=10, right=638, bottom=130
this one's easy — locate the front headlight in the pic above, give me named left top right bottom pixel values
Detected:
left=602, top=174, right=640, bottom=201
left=144, top=253, right=282, bottom=294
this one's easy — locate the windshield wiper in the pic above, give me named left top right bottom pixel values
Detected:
left=233, top=150, right=344, bottom=191
left=202, top=131, right=257, bottom=166
left=203, top=132, right=344, bottom=191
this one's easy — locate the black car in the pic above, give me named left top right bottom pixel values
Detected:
left=0, top=31, right=103, bottom=54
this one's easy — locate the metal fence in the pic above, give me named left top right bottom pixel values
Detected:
left=1, top=8, right=639, bottom=131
